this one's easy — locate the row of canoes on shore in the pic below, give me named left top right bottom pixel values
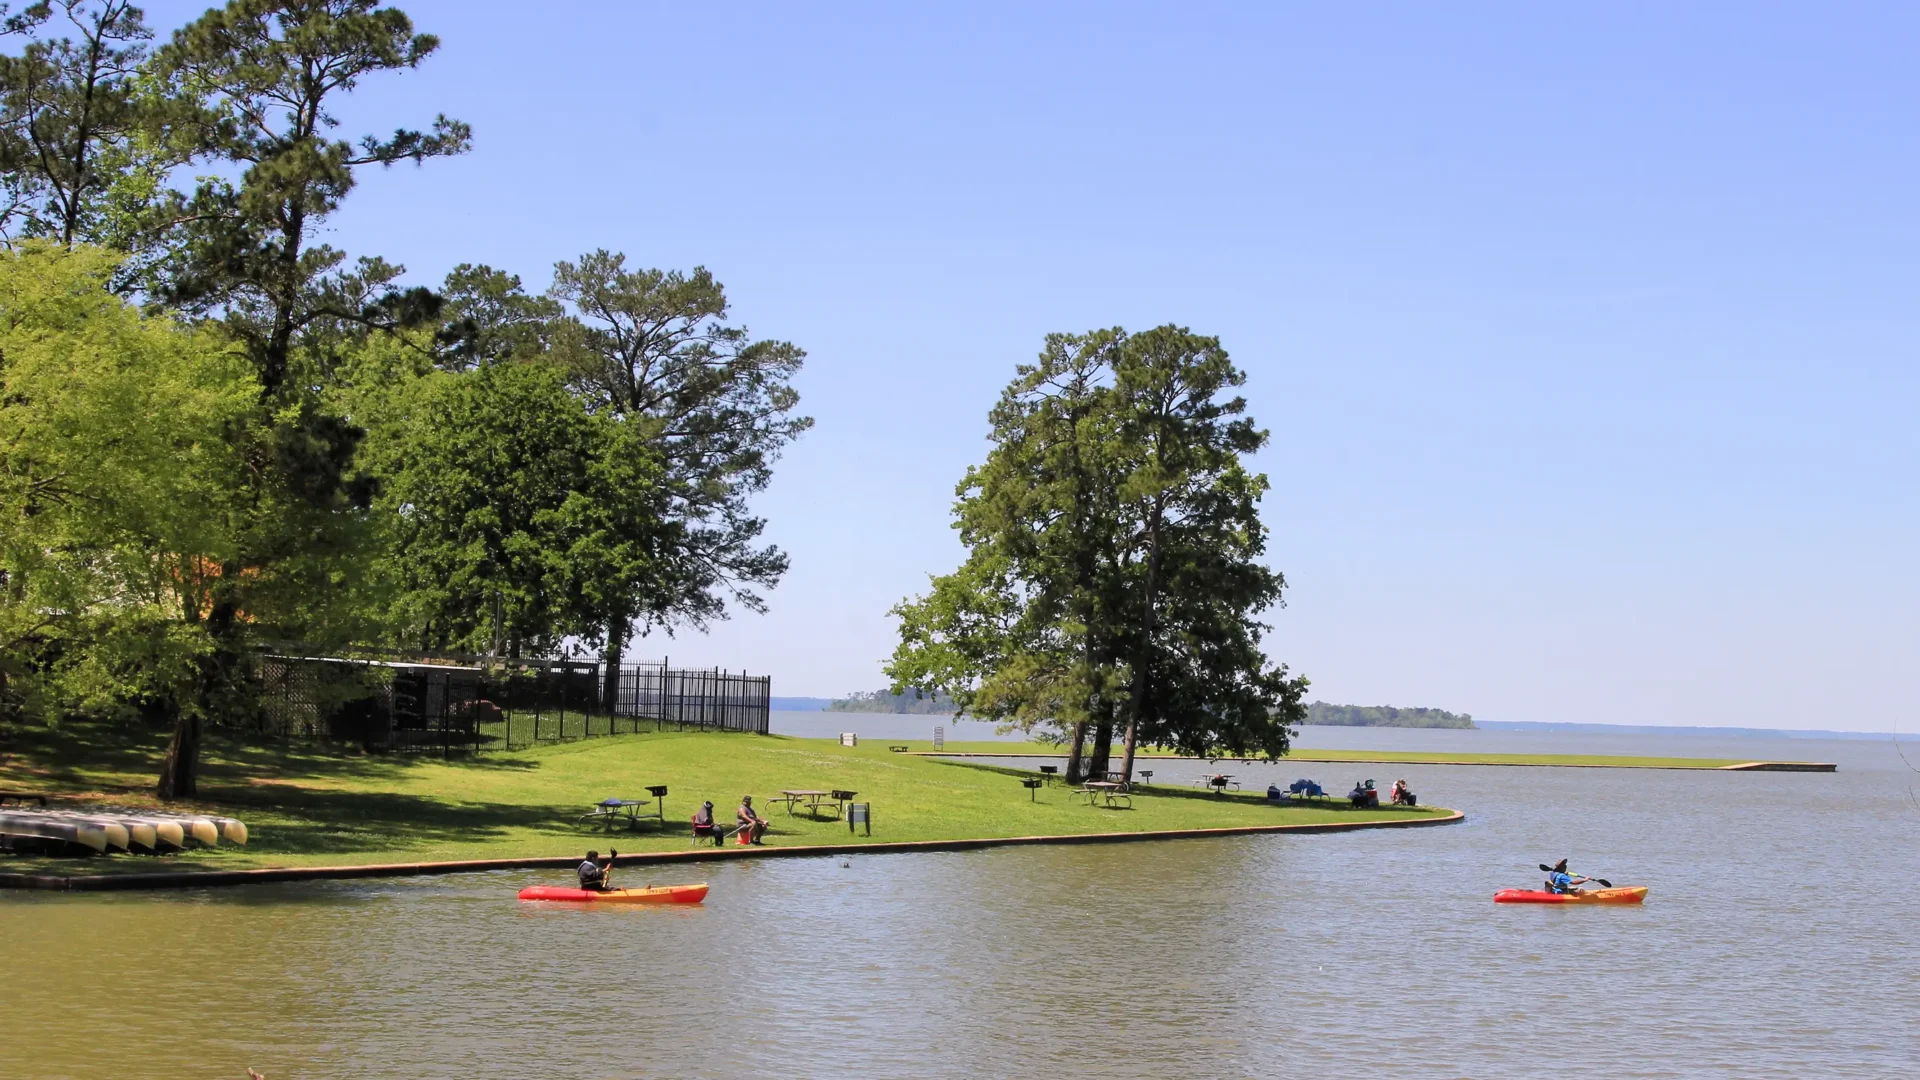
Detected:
left=0, top=807, right=248, bottom=856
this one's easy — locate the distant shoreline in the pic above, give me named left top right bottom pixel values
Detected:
left=773, top=703, right=1905, bottom=741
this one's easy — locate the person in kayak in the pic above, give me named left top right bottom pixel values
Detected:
left=1546, top=858, right=1590, bottom=895
left=578, top=849, right=615, bottom=890
left=736, top=796, right=769, bottom=845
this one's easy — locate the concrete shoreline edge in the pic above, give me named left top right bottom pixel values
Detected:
left=917, top=753, right=1838, bottom=772
left=0, top=809, right=1464, bottom=893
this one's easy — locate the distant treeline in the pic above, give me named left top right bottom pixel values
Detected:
left=1305, top=702, right=1474, bottom=729
left=828, top=689, right=961, bottom=714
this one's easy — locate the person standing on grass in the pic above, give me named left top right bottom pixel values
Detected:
left=737, top=796, right=769, bottom=845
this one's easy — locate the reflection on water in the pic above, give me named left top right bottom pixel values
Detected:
left=3, top=734, right=1916, bottom=1078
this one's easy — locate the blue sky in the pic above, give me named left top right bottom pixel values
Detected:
left=148, top=2, right=1918, bottom=727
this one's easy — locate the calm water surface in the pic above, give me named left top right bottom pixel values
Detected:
left=4, top=728, right=1917, bottom=1078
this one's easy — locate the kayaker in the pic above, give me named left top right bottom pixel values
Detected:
left=578, top=849, right=615, bottom=891
left=736, top=796, right=769, bottom=845
left=1545, top=858, right=1589, bottom=895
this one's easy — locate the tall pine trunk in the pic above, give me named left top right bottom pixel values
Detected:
left=1064, top=720, right=1090, bottom=784
left=1118, top=511, right=1165, bottom=784
left=1087, top=712, right=1115, bottom=780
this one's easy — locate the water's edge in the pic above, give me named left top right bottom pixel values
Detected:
left=0, top=809, right=1463, bottom=892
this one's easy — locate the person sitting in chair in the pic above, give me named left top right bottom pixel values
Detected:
left=692, top=801, right=726, bottom=846
left=736, top=796, right=769, bottom=845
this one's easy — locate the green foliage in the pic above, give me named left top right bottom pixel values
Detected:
left=550, top=251, right=811, bottom=635
left=827, top=688, right=962, bottom=714
left=0, top=1, right=175, bottom=251
left=1305, top=702, right=1475, bottom=729
left=0, top=244, right=253, bottom=723
left=0, top=5, right=811, bottom=794
left=888, top=326, right=1306, bottom=770
left=352, top=359, right=669, bottom=656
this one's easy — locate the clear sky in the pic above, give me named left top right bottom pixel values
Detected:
left=148, top=2, right=1919, bottom=728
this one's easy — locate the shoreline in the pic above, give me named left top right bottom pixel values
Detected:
left=913, top=752, right=1837, bottom=772
left=0, top=809, right=1463, bottom=892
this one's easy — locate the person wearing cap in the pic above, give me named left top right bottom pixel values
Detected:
left=1546, top=858, right=1590, bottom=895
left=736, top=795, right=769, bottom=845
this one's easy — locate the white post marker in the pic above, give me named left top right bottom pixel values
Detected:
left=932, top=725, right=944, bottom=751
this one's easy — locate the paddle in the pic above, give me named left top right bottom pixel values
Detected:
left=602, top=847, right=618, bottom=891
left=1538, top=863, right=1612, bottom=888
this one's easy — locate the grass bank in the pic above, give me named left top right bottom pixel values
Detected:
left=0, top=724, right=1451, bottom=878
left=895, top=740, right=1763, bottom=769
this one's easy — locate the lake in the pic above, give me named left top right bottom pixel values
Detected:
left=4, top=723, right=1915, bottom=1077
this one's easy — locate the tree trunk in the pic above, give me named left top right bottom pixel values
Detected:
left=163, top=585, right=237, bottom=800
left=1064, top=720, right=1090, bottom=784
left=1118, top=504, right=1167, bottom=783
left=601, top=618, right=627, bottom=715
left=1088, top=714, right=1115, bottom=781
left=157, top=710, right=200, bottom=799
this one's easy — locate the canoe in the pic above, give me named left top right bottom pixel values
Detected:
left=1494, top=886, right=1648, bottom=904
left=517, top=883, right=710, bottom=905
left=0, top=811, right=110, bottom=854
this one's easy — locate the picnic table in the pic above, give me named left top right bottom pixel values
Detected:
left=1076, top=781, right=1132, bottom=809
left=1200, top=773, right=1239, bottom=794
left=576, top=786, right=668, bottom=832
left=770, top=789, right=858, bottom=819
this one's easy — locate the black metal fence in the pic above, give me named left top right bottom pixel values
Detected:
left=252, top=652, right=770, bottom=756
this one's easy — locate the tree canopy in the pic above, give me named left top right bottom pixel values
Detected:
left=887, top=326, right=1305, bottom=781
left=0, top=2, right=810, bottom=797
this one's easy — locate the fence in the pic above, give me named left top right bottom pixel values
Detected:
left=252, top=652, right=771, bottom=756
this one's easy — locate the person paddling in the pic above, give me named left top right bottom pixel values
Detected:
left=1545, top=858, right=1590, bottom=895
left=578, top=849, right=616, bottom=891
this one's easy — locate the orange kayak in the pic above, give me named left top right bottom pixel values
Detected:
left=517, top=883, right=709, bottom=904
left=1494, top=886, right=1648, bottom=904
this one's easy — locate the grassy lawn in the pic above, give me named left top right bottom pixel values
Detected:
left=898, top=740, right=1755, bottom=769
left=0, top=724, right=1451, bottom=876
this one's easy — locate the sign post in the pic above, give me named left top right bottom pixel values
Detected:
left=932, top=725, right=944, bottom=752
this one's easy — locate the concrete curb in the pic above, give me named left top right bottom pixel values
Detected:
left=0, top=809, right=1464, bottom=892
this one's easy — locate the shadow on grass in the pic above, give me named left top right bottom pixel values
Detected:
left=0, top=720, right=546, bottom=797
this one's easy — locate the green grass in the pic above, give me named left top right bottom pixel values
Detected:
left=0, top=723, right=1450, bottom=876
left=897, top=740, right=1755, bottom=769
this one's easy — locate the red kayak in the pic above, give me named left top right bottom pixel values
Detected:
left=517, top=883, right=709, bottom=904
left=1493, top=886, right=1648, bottom=904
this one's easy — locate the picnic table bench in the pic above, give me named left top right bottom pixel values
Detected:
left=576, top=786, right=668, bottom=831
left=769, top=789, right=858, bottom=819
left=1075, top=781, right=1132, bottom=809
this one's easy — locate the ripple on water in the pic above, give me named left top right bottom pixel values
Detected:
left=2, top=734, right=1916, bottom=1078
